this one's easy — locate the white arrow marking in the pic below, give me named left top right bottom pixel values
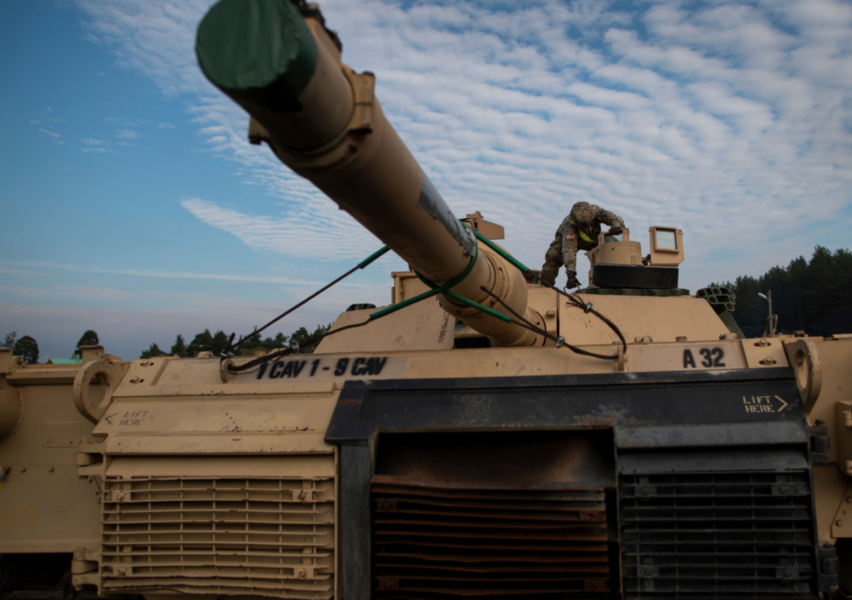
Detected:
left=774, top=395, right=788, bottom=412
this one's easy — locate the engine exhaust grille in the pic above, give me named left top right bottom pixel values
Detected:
left=372, top=475, right=612, bottom=598
left=620, top=470, right=817, bottom=599
left=101, top=474, right=334, bottom=599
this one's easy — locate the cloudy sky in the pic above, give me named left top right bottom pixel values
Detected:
left=1, top=0, right=851, bottom=361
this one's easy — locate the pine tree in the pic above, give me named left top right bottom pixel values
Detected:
left=14, top=336, right=39, bottom=364
left=289, top=324, right=330, bottom=353
left=187, top=329, right=230, bottom=357
left=73, top=330, right=100, bottom=359
left=708, top=246, right=852, bottom=337
left=140, top=343, right=168, bottom=359
left=187, top=329, right=214, bottom=356
left=170, top=334, right=187, bottom=357
left=3, top=331, right=17, bottom=349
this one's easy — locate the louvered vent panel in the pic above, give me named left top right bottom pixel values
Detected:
left=372, top=477, right=612, bottom=599
left=101, top=475, right=335, bottom=599
left=620, top=471, right=817, bottom=599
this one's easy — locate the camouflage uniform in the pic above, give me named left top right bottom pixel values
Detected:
left=540, top=202, right=625, bottom=287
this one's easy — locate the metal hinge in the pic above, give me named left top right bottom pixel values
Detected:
left=71, top=547, right=101, bottom=591
left=808, top=420, right=830, bottom=465
left=819, top=543, right=839, bottom=591
left=76, top=440, right=107, bottom=481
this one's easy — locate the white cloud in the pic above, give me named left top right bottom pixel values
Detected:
left=72, top=0, right=852, bottom=289
left=52, top=285, right=136, bottom=300
left=0, top=284, right=133, bottom=300
left=0, top=259, right=321, bottom=285
left=81, top=146, right=113, bottom=153
left=0, top=284, right=143, bottom=303
left=0, top=266, right=45, bottom=276
left=180, top=197, right=382, bottom=259
left=114, top=128, right=140, bottom=139
left=38, top=128, right=62, bottom=138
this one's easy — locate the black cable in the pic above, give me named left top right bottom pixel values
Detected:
left=226, top=268, right=359, bottom=355
left=225, top=246, right=390, bottom=355
left=479, top=286, right=621, bottom=360
left=224, top=244, right=627, bottom=370
left=554, top=287, right=628, bottom=354
left=226, top=347, right=294, bottom=373
left=477, top=286, right=550, bottom=340
left=226, top=318, right=375, bottom=373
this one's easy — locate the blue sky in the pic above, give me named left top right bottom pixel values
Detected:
left=1, top=0, right=851, bottom=361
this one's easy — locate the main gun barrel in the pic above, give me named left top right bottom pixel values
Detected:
left=196, top=0, right=543, bottom=347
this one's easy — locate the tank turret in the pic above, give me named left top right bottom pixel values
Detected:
left=196, top=0, right=544, bottom=348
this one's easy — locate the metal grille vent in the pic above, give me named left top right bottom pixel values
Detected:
left=372, top=476, right=612, bottom=598
left=101, top=475, right=335, bottom=599
left=620, top=471, right=817, bottom=599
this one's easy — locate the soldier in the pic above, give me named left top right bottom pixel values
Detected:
left=540, top=201, right=625, bottom=289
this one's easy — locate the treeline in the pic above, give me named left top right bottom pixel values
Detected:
left=2, top=330, right=99, bottom=365
left=140, top=324, right=331, bottom=359
left=710, top=246, right=852, bottom=338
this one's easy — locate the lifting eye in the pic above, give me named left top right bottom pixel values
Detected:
left=73, top=360, right=122, bottom=424
left=783, top=338, right=822, bottom=411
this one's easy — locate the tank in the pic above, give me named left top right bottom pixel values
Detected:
left=2, top=0, right=852, bottom=598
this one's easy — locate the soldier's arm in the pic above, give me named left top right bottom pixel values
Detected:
left=561, top=223, right=580, bottom=272
left=556, top=214, right=574, bottom=236
left=590, top=205, right=625, bottom=230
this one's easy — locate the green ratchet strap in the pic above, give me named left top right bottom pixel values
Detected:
left=442, top=289, right=512, bottom=323
left=467, top=226, right=530, bottom=274
left=358, top=245, right=391, bottom=269
left=369, top=242, right=485, bottom=320
left=415, top=269, right=512, bottom=323
left=229, top=222, right=533, bottom=362
left=368, top=223, right=528, bottom=325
